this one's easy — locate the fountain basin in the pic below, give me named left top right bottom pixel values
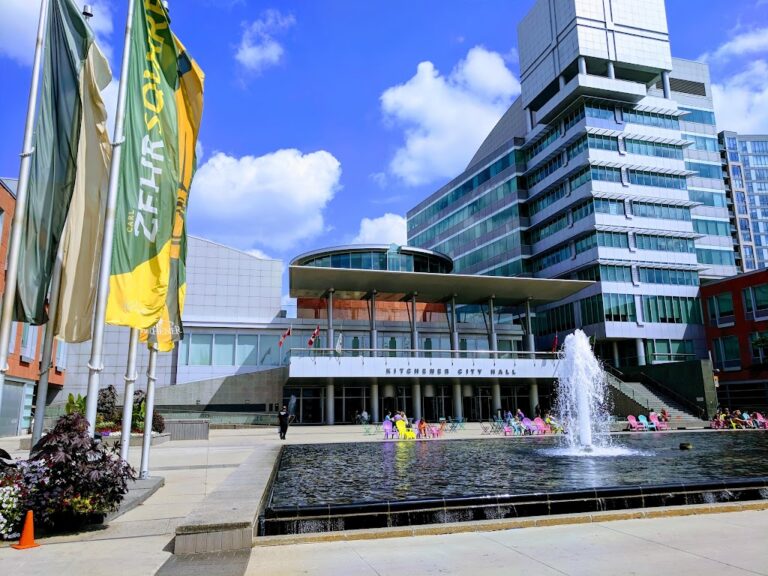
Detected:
left=259, top=432, right=768, bottom=536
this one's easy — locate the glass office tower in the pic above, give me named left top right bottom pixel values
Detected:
left=720, top=131, right=768, bottom=272
left=407, top=0, right=737, bottom=367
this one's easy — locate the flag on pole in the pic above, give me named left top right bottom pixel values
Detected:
left=335, top=332, right=343, bottom=355
left=551, top=332, right=558, bottom=353
left=278, top=326, right=292, bottom=348
left=143, top=35, right=205, bottom=352
left=307, top=325, right=321, bottom=347
left=106, top=0, right=179, bottom=329
left=14, top=0, right=111, bottom=328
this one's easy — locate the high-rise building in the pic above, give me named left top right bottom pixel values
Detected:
left=719, top=131, right=768, bottom=272
left=407, top=0, right=738, bottom=368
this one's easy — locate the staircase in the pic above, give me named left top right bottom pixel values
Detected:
left=604, top=372, right=706, bottom=429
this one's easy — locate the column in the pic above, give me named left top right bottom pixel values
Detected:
left=453, top=381, right=462, bottom=420
left=529, top=382, right=539, bottom=417
left=636, top=338, right=647, bottom=366
left=488, top=296, right=498, bottom=352
left=412, top=381, right=422, bottom=420
left=326, top=380, right=335, bottom=424
left=410, top=293, right=418, bottom=357
left=524, top=107, right=532, bottom=132
left=578, top=56, right=587, bottom=75
left=661, top=70, right=671, bottom=99
left=558, top=74, right=566, bottom=89
left=369, top=290, right=377, bottom=357
left=326, top=288, right=335, bottom=349
left=371, top=381, right=380, bottom=422
left=492, top=381, right=502, bottom=417
left=525, top=299, right=535, bottom=354
left=450, top=295, right=459, bottom=358
left=612, top=340, right=620, bottom=367
left=606, top=61, right=615, bottom=79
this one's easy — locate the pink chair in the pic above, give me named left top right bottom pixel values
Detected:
left=626, top=415, right=646, bottom=431
left=534, top=417, right=551, bottom=434
left=753, top=413, right=768, bottom=429
left=649, top=413, right=669, bottom=431
left=382, top=420, right=396, bottom=439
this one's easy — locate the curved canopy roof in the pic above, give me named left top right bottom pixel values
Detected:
left=289, top=266, right=592, bottom=306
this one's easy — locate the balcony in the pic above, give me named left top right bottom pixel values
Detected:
left=288, top=348, right=559, bottom=380
left=534, top=74, right=647, bottom=125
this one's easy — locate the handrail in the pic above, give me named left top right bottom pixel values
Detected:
left=289, top=347, right=558, bottom=360
left=602, top=367, right=650, bottom=410
left=633, top=371, right=706, bottom=420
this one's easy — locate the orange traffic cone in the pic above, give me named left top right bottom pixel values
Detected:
left=11, top=510, right=40, bottom=550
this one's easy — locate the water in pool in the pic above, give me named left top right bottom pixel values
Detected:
left=269, top=432, right=768, bottom=508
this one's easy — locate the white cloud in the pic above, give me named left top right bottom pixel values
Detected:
left=195, top=140, right=205, bottom=162
left=712, top=60, right=768, bottom=133
left=246, top=248, right=273, bottom=260
left=701, top=27, right=768, bottom=62
left=189, top=148, right=342, bottom=251
left=381, top=46, right=520, bottom=186
left=236, top=9, right=295, bottom=73
left=0, top=0, right=115, bottom=66
left=352, top=213, right=407, bottom=245
left=0, top=0, right=45, bottom=65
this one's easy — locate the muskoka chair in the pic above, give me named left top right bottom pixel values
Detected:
left=626, top=415, right=646, bottom=431
left=382, top=419, right=396, bottom=439
left=649, top=413, right=669, bottom=431
left=507, top=418, right=524, bottom=435
left=395, top=420, right=416, bottom=440
left=638, top=414, right=657, bottom=431
left=521, top=417, right=538, bottom=435
left=534, top=417, right=551, bottom=434
left=480, top=421, right=492, bottom=435
left=753, top=412, right=768, bottom=429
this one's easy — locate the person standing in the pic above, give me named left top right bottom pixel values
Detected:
left=278, top=405, right=290, bottom=440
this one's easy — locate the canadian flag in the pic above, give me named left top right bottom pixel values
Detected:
left=552, top=332, right=559, bottom=353
left=278, top=326, right=292, bottom=348
left=307, top=325, right=321, bottom=347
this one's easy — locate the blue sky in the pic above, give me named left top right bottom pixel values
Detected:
left=1, top=0, right=768, bottom=271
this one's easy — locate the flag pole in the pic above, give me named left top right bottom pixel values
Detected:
left=0, top=0, right=49, bottom=424
left=84, top=0, right=136, bottom=435
left=30, top=244, right=63, bottom=449
left=139, top=345, right=157, bottom=479
left=119, top=328, right=139, bottom=461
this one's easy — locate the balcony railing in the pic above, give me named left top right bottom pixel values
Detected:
left=289, top=347, right=558, bottom=361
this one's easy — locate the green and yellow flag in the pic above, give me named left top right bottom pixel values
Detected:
left=107, top=0, right=179, bottom=329
left=143, top=37, right=205, bottom=351
left=14, top=0, right=111, bottom=328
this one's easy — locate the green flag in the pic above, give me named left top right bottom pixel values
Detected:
left=107, top=0, right=179, bottom=329
left=14, top=0, right=110, bottom=325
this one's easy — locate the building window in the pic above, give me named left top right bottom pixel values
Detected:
left=189, top=334, right=213, bottom=366
left=743, top=284, right=768, bottom=321
left=55, top=340, right=68, bottom=370
left=642, top=296, right=702, bottom=324
left=213, top=334, right=235, bottom=365
left=707, top=292, right=735, bottom=326
left=236, top=335, right=259, bottom=365
left=646, top=339, right=694, bottom=363
left=388, top=337, right=397, bottom=357
left=713, top=336, right=741, bottom=370
left=749, top=332, right=768, bottom=364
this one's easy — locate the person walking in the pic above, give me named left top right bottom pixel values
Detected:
left=278, top=405, right=290, bottom=440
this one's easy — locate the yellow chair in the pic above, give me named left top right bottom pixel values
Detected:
left=395, top=419, right=416, bottom=439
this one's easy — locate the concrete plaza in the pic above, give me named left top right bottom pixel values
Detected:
left=0, top=426, right=766, bottom=576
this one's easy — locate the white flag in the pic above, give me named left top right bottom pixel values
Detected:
left=335, top=332, right=343, bottom=355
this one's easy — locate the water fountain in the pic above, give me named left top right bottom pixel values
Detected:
left=260, top=329, right=768, bottom=536
left=552, top=329, right=612, bottom=453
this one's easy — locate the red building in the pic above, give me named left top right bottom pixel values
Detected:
left=0, top=177, right=67, bottom=436
left=701, top=269, right=768, bottom=412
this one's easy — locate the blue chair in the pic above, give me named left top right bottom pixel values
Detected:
left=638, top=414, right=656, bottom=431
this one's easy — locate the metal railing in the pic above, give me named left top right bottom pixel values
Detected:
left=289, top=347, right=558, bottom=361
left=155, top=409, right=277, bottom=426
left=602, top=365, right=650, bottom=410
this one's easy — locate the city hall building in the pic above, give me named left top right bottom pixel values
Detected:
left=407, top=0, right=737, bottom=369
left=58, top=238, right=590, bottom=425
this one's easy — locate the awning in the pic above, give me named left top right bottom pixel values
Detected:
left=289, top=266, right=592, bottom=306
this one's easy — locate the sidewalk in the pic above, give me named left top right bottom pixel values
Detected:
left=1, top=426, right=766, bottom=576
